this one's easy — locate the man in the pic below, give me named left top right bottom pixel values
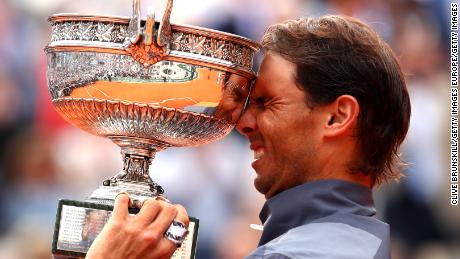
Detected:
left=86, top=15, right=410, bottom=259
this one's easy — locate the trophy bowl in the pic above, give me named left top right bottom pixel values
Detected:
left=46, top=0, right=259, bottom=258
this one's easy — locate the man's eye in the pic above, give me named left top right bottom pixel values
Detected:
left=251, top=96, right=265, bottom=106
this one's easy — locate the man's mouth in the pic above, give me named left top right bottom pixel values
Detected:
left=254, top=148, right=264, bottom=160
left=249, top=138, right=265, bottom=166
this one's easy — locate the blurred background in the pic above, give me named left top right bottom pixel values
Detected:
left=0, top=0, right=457, bottom=258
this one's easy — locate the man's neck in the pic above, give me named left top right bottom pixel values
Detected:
left=258, top=180, right=376, bottom=246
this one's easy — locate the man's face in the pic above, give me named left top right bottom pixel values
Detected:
left=236, top=52, right=324, bottom=198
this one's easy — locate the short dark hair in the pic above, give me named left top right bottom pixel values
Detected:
left=261, top=15, right=411, bottom=185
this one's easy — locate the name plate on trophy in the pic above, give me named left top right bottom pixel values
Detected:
left=52, top=200, right=199, bottom=259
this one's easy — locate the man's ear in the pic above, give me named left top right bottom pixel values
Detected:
left=323, top=95, right=359, bottom=137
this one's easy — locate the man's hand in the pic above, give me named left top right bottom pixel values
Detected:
left=86, top=193, right=189, bottom=259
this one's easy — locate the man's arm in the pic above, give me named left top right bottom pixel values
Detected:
left=86, top=193, right=189, bottom=259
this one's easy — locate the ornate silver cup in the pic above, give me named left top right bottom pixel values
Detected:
left=45, top=1, right=259, bottom=258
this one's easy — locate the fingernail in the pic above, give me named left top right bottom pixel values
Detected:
left=115, top=191, right=130, bottom=199
left=132, top=197, right=147, bottom=208
left=155, top=195, right=171, bottom=203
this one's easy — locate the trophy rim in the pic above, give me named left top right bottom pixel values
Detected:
left=46, top=13, right=260, bottom=79
left=48, top=13, right=261, bottom=50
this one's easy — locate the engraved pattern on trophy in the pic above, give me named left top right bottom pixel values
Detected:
left=52, top=98, right=233, bottom=146
left=48, top=19, right=257, bottom=71
left=125, top=41, right=168, bottom=67
left=118, top=154, right=152, bottom=182
left=124, top=0, right=172, bottom=67
left=170, top=32, right=254, bottom=68
left=51, top=21, right=128, bottom=43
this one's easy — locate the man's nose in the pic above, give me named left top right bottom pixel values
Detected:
left=236, top=106, right=257, bottom=136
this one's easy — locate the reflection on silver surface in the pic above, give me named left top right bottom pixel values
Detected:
left=57, top=206, right=111, bottom=253
left=52, top=98, right=234, bottom=146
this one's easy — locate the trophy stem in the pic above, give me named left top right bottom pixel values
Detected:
left=119, top=154, right=153, bottom=183
left=105, top=136, right=171, bottom=195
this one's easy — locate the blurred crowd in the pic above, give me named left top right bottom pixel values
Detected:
left=0, top=0, right=457, bottom=258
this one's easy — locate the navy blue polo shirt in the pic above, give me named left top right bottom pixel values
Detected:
left=246, top=180, right=390, bottom=259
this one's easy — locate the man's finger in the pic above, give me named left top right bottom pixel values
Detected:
left=112, top=192, right=130, bottom=221
left=156, top=237, right=181, bottom=258
left=174, top=204, right=189, bottom=228
left=136, top=198, right=162, bottom=226
left=160, top=204, right=189, bottom=249
left=147, top=202, right=178, bottom=233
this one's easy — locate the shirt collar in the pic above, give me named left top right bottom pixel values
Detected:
left=258, top=179, right=376, bottom=246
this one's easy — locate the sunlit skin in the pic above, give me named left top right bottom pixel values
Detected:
left=236, top=52, right=372, bottom=199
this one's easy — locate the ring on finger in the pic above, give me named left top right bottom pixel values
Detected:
left=164, top=219, right=189, bottom=247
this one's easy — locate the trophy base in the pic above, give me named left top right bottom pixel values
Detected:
left=88, top=180, right=161, bottom=205
left=51, top=199, right=199, bottom=259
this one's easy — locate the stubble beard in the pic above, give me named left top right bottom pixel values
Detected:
left=254, top=147, right=317, bottom=199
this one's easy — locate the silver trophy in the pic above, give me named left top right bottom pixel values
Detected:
left=45, top=0, right=259, bottom=258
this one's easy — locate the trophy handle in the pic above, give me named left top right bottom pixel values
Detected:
left=127, top=0, right=174, bottom=47
left=157, top=0, right=173, bottom=47
left=125, top=0, right=142, bottom=45
left=124, top=0, right=173, bottom=66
